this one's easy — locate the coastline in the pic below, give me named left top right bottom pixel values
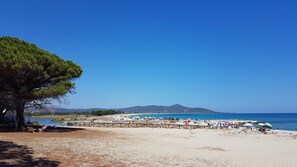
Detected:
left=32, top=113, right=297, bottom=131
left=129, top=113, right=297, bottom=131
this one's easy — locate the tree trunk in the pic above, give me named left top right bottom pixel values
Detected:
left=15, top=99, right=25, bottom=131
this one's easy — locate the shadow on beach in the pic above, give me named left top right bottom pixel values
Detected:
left=45, top=127, right=86, bottom=133
left=0, top=126, right=86, bottom=133
left=0, top=140, right=60, bottom=167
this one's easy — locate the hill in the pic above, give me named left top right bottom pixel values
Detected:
left=53, top=104, right=218, bottom=114
left=118, top=104, right=217, bottom=113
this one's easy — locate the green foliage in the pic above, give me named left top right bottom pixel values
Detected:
left=56, top=118, right=65, bottom=122
left=31, top=111, right=55, bottom=116
left=0, top=36, right=82, bottom=130
left=29, top=121, right=39, bottom=125
left=90, top=110, right=120, bottom=116
left=0, top=36, right=82, bottom=100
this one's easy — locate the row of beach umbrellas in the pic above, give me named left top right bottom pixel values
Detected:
left=243, top=122, right=272, bottom=128
left=258, top=122, right=272, bottom=128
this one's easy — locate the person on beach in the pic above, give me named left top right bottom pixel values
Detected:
left=39, top=125, right=48, bottom=132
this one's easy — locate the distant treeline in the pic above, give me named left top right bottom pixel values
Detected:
left=90, top=110, right=120, bottom=116
left=31, top=110, right=122, bottom=116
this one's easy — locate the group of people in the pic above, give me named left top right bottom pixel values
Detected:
left=258, top=127, right=267, bottom=134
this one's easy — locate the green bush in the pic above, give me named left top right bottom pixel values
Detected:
left=91, top=110, right=120, bottom=116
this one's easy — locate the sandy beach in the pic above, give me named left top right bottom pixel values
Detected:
left=1, top=127, right=297, bottom=167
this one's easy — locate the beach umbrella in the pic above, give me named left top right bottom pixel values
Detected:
left=165, top=120, right=171, bottom=124
left=264, top=123, right=272, bottom=128
left=183, top=120, right=190, bottom=125
left=189, top=121, right=198, bottom=125
left=243, top=123, right=253, bottom=127
left=257, top=123, right=265, bottom=126
left=198, top=122, right=208, bottom=127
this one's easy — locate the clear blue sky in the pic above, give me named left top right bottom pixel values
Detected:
left=1, top=0, right=297, bottom=113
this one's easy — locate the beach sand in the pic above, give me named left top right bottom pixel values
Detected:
left=1, top=127, right=297, bottom=167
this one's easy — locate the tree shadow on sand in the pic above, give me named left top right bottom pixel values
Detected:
left=0, top=140, right=60, bottom=167
left=46, top=127, right=86, bottom=133
left=0, top=126, right=86, bottom=133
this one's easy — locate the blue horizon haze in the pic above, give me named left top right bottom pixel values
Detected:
left=1, top=0, right=297, bottom=113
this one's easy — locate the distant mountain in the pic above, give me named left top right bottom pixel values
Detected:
left=53, top=108, right=105, bottom=113
left=53, top=104, right=218, bottom=114
left=117, top=104, right=217, bottom=114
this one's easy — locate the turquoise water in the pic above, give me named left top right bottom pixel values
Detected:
left=26, top=118, right=66, bottom=127
left=137, top=113, right=297, bottom=131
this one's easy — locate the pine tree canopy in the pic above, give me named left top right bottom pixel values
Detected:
left=0, top=36, right=82, bottom=100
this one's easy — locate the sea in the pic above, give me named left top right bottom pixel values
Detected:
left=136, top=113, right=297, bottom=131
left=26, top=117, right=66, bottom=127
left=26, top=113, right=297, bottom=131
